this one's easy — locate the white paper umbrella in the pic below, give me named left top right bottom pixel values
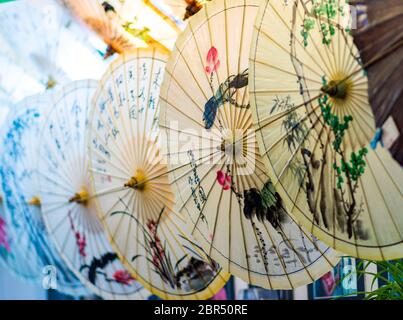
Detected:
left=37, top=80, right=149, bottom=299
left=0, top=42, right=45, bottom=102
left=0, top=94, right=89, bottom=294
left=87, top=49, right=230, bottom=299
left=0, top=0, right=71, bottom=88
left=0, top=96, right=47, bottom=281
left=249, top=0, right=403, bottom=260
left=159, top=0, right=339, bottom=289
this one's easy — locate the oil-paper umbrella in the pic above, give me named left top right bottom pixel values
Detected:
left=62, top=0, right=181, bottom=58
left=159, top=0, right=339, bottom=289
left=350, top=0, right=403, bottom=166
left=0, top=96, right=52, bottom=282
left=0, top=94, right=89, bottom=294
left=37, top=80, right=149, bottom=299
left=87, top=49, right=230, bottom=299
left=0, top=0, right=70, bottom=89
left=153, top=0, right=212, bottom=21
left=249, top=0, right=403, bottom=260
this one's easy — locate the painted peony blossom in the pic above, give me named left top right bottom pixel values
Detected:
left=205, top=46, right=220, bottom=74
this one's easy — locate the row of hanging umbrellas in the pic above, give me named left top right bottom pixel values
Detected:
left=0, top=0, right=401, bottom=299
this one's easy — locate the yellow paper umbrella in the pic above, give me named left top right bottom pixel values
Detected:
left=249, top=0, right=403, bottom=260
left=159, top=0, right=340, bottom=290
left=153, top=0, right=212, bottom=21
left=87, top=49, right=229, bottom=299
left=37, top=80, right=149, bottom=299
left=62, top=0, right=181, bottom=57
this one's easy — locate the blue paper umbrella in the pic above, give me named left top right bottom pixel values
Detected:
left=37, top=80, right=149, bottom=299
left=0, top=93, right=89, bottom=295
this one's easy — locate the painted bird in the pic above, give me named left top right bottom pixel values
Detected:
left=203, top=69, right=249, bottom=129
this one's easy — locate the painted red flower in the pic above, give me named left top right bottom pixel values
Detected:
left=113, top=270, right=134, bottom=285
left=205, top=46, right=220, bottom=74
left=0, top=216, right=10, bottom=252
left=146, top=219, right=165, bottom=267
left=76, top=232, right=87, bottom=258
left=68, top=210, right=87, bottom=257
left=216, top=170, right=231, bottom=190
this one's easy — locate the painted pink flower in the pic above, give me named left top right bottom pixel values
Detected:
left=76, top=232, right=87, bottom=258
left=216, top=170, right=231, bottom=190
left=113, top=270, right=134, bottom=285
left=0, top=216, right=10, bottom=252
left=205, top=46, right=220, bottom=74
left=146, top=219, right=165, bottom=264
left=68, top=210, right=87, bottom=257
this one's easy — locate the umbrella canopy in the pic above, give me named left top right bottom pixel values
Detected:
left=153, top=0, right=212, bottom=21
left=0, top=39, right=44, bottom=102
left=0, top=94, right=88, bottom=294
left=249, top=0, right=403, bottom=260
left=0, top=96, right=48, bottom=282
left=350, top=0, right=403, bottom=166
left=159, top=0, right=339, bottom=289
left=0, top=0, right=71, bottom=89
left=37, top=80, right=149, bottom=299
left=87, top=49, right=230, bottom=299
left=62, top=0, right=181, bottom=58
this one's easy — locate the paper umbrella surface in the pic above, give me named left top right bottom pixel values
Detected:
left=158, top=0, right=340, bottom=289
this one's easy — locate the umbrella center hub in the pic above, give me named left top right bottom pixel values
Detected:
left=125, top=169, right=147, bottom=191
left=28, top=196, right=41, bottom=207
left=321, top=79, right=348, bottom=100
left=69, top=188, right=89, bottom=206
left=220, top=134, right=243, bottom=158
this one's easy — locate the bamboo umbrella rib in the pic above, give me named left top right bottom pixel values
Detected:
left=253, top=26, right=325, bottom=79
left=99, top=190, right=133, bottom=222
left=252, top=59, right=323, bottom=85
